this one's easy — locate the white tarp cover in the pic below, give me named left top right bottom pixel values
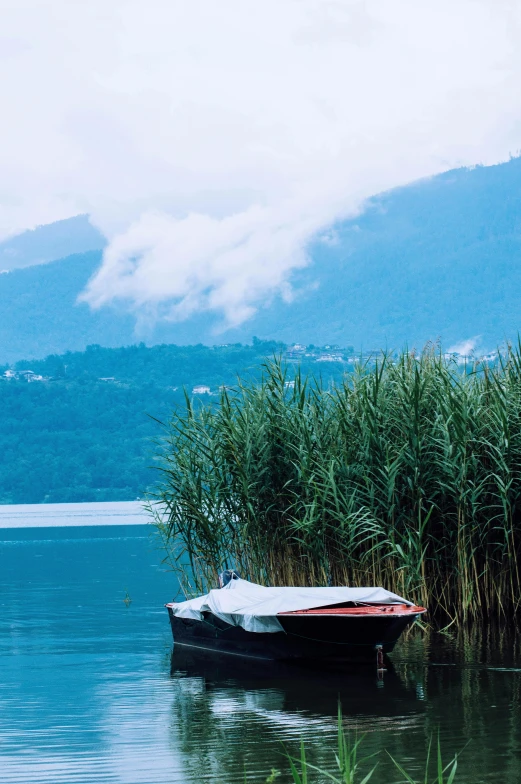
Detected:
left=169, top=579, right=412, bottom=633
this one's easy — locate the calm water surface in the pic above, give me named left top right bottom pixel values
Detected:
left=1, top=517, right=520, bottom=783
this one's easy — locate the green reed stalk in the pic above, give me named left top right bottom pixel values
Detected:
left=262, top=706, right=459, bottom=784
left=152, top=344, right=521, bottom=621
left=282, top=703, right=378, bottom=784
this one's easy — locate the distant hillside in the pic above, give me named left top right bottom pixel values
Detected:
left=2, top=157, right=521, bottom=361
left=0, top=340, right=348, bottom=504
left=0, top=215, right=105, bottom=270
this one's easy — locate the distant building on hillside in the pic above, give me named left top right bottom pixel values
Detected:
left=316, top=354, right=344, bottom=362
left=192, top=385, right=211, bottom=395
left=3, top=369, right=46, bottom=382
left=285, top=343, right=306, bottom=360
left=4, top=369, right=46, bottom=381
left=20, top=370, right=45, bottom=381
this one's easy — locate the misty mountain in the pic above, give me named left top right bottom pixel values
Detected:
left=2, top=157, right=521, bottom=362
left=233, top=155, right=521, bottom=353
left=0, top=215, right=105, bottom=270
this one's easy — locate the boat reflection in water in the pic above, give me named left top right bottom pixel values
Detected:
left=170, top=646, right=423, bottom=719
left=167, top=646, right=426, bottom=782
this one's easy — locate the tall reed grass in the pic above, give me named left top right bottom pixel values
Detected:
left=153, top=345, right=521, bottom=621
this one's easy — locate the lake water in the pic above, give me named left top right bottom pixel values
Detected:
left=1, top=506, right=520, bottom=783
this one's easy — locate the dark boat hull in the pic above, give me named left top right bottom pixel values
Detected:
left=167, top=607, right=419, bottom=662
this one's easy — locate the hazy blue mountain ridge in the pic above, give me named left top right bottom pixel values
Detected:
left=0, top=214, right=106, bottom=270
left=230, top=157, right=521, bottom=350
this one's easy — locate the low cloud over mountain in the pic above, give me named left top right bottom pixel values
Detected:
left=2, top=157, right=521, bottom=362
left=3, top=1, right=521, bottom=331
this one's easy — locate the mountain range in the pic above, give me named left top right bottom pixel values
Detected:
left=2, top=157, right=521, bottom=363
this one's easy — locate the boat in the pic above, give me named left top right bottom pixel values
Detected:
left=165, top=571, right=426, bottom=663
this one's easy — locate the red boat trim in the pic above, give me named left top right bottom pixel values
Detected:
left=278, top=604, right=426, bottom=617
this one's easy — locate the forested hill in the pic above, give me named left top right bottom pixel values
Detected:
left=0, top=340, right=350, bottom=504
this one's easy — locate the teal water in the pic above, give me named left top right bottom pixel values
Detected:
left=1, top=522, right=521, bottom=783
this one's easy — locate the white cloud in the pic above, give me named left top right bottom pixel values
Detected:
left=79, top=201, right=326, bottom=328
left=3, top=0, right=521, bottom=327
left=447, top=337, right=481, bottom=356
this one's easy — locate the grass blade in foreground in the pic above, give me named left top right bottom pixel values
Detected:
left=282, top=704, right=378, bottom=784
left=278, top=716, right=459, bottom=784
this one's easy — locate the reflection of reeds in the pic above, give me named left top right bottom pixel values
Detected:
left=153, top=346, right=521, bottom=621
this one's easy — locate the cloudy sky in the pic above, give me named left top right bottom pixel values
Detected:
left=2, top=0, right=521, bottom=327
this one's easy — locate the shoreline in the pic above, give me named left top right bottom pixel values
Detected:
left=0, top=501, right=149, bottom=528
